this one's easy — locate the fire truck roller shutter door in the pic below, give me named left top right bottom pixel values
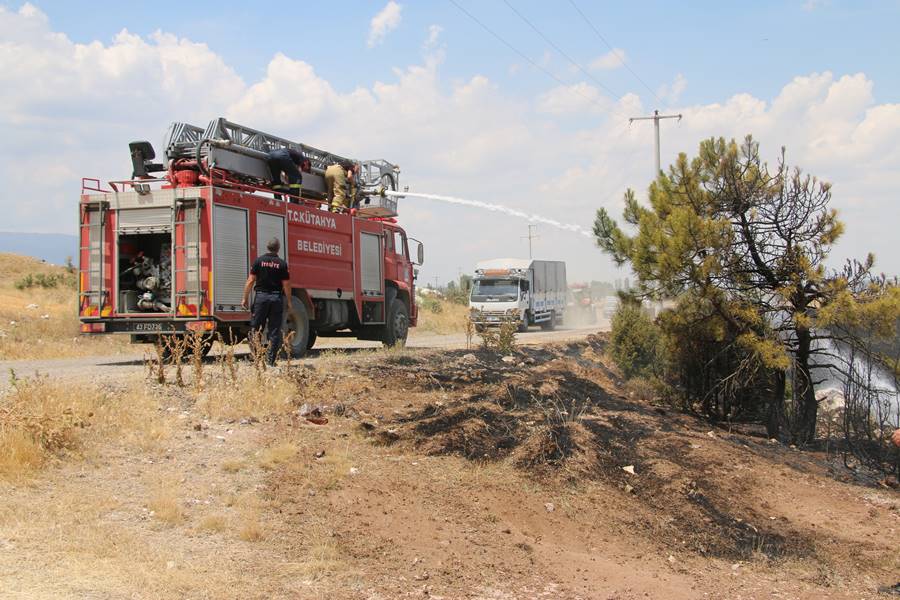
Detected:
left=213, top=205, right=249, bottom=311
left=360, top=232, right=383, bottom=295
left=256, top=213, right=286, bottom=260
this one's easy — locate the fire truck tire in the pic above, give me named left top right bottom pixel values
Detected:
left=284, top=299, right=311, bottom=358
left=382, top=298, right=409, bottom=347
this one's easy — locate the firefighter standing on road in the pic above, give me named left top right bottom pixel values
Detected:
left=267, top=148, right=306, bottom=201
left=241, top=238, right=292, bottom=366
left=325, top=160, right=358, bottom=212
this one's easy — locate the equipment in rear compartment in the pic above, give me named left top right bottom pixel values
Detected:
left=118, top=236, right=172, bottom=312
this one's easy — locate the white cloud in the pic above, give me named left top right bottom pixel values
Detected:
left=424, top=24, right=442, bottom=49
left=589, top=49, right=626, bottom=71
left=536, top=82, right=612, bottom=115
left=657, top=73, right=687, bottom=103
left=367, top=1, right=402, bottom=48
left=1, top=6, right=898, bottom=286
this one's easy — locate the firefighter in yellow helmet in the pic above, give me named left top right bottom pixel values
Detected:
left=324, top=160, right=358, bottom=212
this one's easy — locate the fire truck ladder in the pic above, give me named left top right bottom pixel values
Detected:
left=172, top=194, right=204, bottom=318
left=78, top=199, right=109, bottom=317
left=163, top=117, right=400, bottom=194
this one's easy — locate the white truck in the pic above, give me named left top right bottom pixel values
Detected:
left=469, top=258, right=567, bottom=331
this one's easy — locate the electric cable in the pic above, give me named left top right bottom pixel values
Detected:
left=501, top=0, right=621, bottom=100
left=567, top=0, right=665, bottom=106
left=447, top=0, right=613, bottom=109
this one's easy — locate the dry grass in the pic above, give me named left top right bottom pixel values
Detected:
left=196, top=373, right=295, bottom=420
left=296, top=524, right=344, bottom=580
left=319, top=444, right=353, bottom=487
left=0, top=427, right=44, bottom=476
left=197, top=513, right=229, bottom=533
left=0, top=253, right=129, bottom=360
left=221, top=458, right=247, bottom=473
left=259, top=441, right=298, bottom=470
left=148, top=486, right=185, bottom=525
left=0, top=376, right=169, bottom=479
left=237, top=514, right=265, bottom=542
left=234, top=492, right=266, bottom=541
left=415, top=297, right=469, bottom=335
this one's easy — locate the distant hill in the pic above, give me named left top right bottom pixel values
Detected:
left=0, top=232, right=78, bottom=266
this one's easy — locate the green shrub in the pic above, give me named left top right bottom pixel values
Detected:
left=420, top=295, right=443, bottom=314
left=14, top=271, right=75, bottom=290
left=478, top=317, right=517, bottom=355
left=609, top=303, right=662, bottom=379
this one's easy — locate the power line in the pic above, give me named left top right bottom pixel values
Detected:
left=447, top=0, right=611, bottom=110
left=501, top=0, right=620, bottom=101
left=567, top=0, right=664, bottom=106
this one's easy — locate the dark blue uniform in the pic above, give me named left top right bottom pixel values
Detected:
left=267, top=148, right=304, bottom=201
left=250, top=252, right=289, bottom=365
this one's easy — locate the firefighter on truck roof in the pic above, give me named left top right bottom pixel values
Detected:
left=325, top=160, right=358, bottom=212
left=267, top=147, right=306, bottom=202
left=241, top=238, right=292, bottom=366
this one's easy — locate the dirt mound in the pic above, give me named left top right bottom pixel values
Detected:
left=331, top=336, right=823, bottom=562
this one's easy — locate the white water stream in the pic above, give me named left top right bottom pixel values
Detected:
left=387, top=191, right=594, bottom=238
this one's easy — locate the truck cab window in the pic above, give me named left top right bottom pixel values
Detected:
left=394, top=231, right=405, bottom=258
left=471, top=279, right=519, bottom=301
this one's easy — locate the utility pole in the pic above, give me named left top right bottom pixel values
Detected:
left=432, top=275, right=440, bottom=290
left=521, top=224, right=539, bottom=259
left=629, top=109, right=682, bottom=176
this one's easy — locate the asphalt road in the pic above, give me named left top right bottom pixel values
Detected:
left=0, top=324, right=608, bottom=386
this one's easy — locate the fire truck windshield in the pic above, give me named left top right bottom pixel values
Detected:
left=471, top=279, right=520, bottom=301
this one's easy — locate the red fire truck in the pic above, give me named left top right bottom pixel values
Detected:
left=78, top=118, right=423, bottom=357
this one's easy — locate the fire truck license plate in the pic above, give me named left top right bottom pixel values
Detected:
left=132, top=323, right=163, bottom=332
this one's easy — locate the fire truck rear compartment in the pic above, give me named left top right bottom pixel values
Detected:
left=117, top=232, right=173, bottom=314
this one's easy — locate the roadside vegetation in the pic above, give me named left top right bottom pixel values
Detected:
left=0, top=253, right=128, bottom=360
left=597, top=136, right=900, bottom=478
left=415, top=290, right=470, bottom=335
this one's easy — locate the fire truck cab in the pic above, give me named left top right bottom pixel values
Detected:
left=78, top=118, right=423, bottom=357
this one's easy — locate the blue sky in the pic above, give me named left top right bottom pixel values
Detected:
left=28, top=0, right=900, bottom=105
left=2, top=1, right=899, bottom=284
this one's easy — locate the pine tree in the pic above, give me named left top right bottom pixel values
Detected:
left=595, top=136, right=899, bottom=443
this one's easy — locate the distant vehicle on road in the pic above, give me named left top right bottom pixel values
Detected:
left=567, top=282, right=596, bottom=325
left=469, top=258, right=566, bottom=331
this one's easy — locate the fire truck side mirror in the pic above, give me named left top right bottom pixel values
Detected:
left=407, top=237, right=424, bottom=266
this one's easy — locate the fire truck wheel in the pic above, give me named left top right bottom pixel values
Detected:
left=284, top=299, right=311, bottom=358
left=382, top=299, right=409, bottom=347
